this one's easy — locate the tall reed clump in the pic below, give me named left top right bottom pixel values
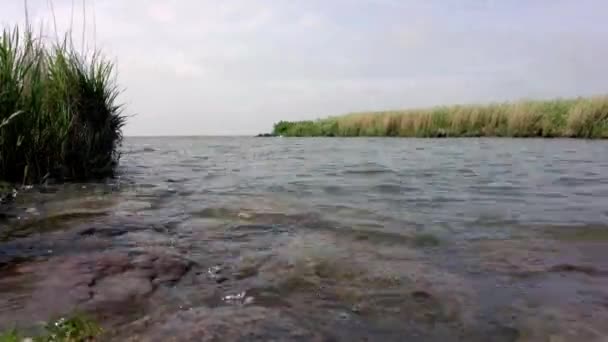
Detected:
left=272, top=96, right=608, bottom=138
left=0, top=25, right=124, bottom=183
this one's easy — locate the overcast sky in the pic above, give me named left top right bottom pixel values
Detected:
left=2, top=0, right=607, bottom=136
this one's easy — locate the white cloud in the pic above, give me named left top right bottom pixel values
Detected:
left=147, top=2, right=177, bottom=24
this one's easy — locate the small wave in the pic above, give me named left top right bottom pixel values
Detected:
left=374, top=184, right=403, bottom=194
left=347, top=228, right=411, bottom=245
left=549, top=264, right=607, bottom=276
left=166, top=178, right=188, bottom=184
left=323, top=185, right=347, bottom=195
left=122, top=147, right=157, bottom=155
left=456, top=168, right=478, bottom=177
left=192, top=207, right=234, bottom=219
left=343, top=169, right=393, bottom=175
left=136, top=183, right=157, bottom=189
left=470, top=183, right=525, bottom=195
left=534, top=192, right=568, bottom=199
left=553, top=176, right=597, bottom=187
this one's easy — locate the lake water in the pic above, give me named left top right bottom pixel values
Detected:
left=1, top=137, right=608, bottom=341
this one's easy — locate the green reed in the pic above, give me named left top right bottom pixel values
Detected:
left=273, top=96, right=608, bottom=138
left=0, top=25, right=125, bottom=183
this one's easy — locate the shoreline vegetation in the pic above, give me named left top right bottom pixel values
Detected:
left=0, top=24, right=125, bottom=184
left=0, top=315, right=101, bottom=342
left=271, top=96, right=608, bottom=138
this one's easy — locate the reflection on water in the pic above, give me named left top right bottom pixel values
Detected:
left=1, top=137, right=608, bottom=341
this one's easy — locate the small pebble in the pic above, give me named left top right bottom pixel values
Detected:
left=238, top=212, right=252, bottom=219
left=25, top=207, right=39, bottom=215
left=223, top=291, right=246, bottom=302
left=338, top=312, right=350, bottom=320
left=208, top=265, right=222, bottom=275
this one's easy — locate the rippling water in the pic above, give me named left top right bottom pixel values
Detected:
left=1, top=137, right=608, bottom=341
left=123, top=137, right=608, bottom=230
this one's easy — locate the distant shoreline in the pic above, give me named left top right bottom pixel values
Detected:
left=272, top=96, right=608, bottom=138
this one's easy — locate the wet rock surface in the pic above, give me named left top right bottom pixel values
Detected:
left=118, top=306, right=326, bottom=342
left=459, top=237, right=608, bottom=340
left=0, top=249, right=191, bottom=329
left=3, top=197, right=608, bottom=341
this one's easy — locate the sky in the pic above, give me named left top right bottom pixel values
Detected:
left=1, top=0, right=607, bottom=136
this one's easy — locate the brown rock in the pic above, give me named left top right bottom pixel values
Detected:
left=0, top=250, right=191, bottom=329
left=120, top=306, right=327, bottom=342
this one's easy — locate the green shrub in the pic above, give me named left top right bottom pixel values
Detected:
left=0, top=330, right=22, bottom=342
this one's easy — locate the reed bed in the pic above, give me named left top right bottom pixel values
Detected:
left=0, top=25, right=124, bottom=183
left=273, top=97, right=608, bottom=138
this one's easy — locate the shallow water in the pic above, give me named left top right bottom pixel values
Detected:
left=1, top=137, right=608, bottom=341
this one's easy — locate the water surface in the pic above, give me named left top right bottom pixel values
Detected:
left=1, top=137, right=608, bottom=341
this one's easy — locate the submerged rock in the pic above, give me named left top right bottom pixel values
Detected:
left=0, top=250, right=192, bottom=329
left=119, top=306, right=326, bottom=341
left=0, top=188, right=17, bottom=204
